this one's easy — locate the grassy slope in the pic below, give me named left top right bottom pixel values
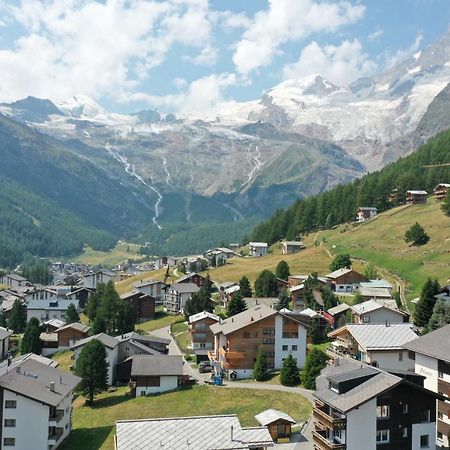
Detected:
left=114, top=269, right=169, bottom=295
left=62, top=386, right=312, bottom=450
left=72, top=242, right=142, bottom=266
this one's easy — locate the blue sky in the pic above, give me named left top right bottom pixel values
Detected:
left=0, top=0, right=449, bottom=113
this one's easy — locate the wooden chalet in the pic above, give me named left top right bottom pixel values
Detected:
left=406, top=190, right=428, bottom=204
left=120, top=290, right=155, bottom=322
left=434, top=183, right=450, bottom=201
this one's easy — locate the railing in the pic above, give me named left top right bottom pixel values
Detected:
left=313, top=407, right=346, bottom=429
left=225, top=350, right=246, bottom=359
left=312, top=430, right=346, bottom=450
left=48, top=427, right=64, bottom=444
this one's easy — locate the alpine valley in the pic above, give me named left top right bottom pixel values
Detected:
left=2, top=29, right=450, bottom=265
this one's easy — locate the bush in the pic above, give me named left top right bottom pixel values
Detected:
left=404, top=222, right=430, bottom=246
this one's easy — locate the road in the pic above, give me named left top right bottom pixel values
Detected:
left=149, top=324, right=315, bottom=449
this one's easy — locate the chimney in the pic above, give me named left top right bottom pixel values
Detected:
left=230, top=426, right=234, bottom=441
left=50, top=382, right=55, bottom=392
left=255, top=299, right=258, bottom=305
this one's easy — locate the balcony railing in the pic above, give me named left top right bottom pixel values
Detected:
left=313, top=407, right=346, bottom=429
left=48, top=427, right=64, bottom=445
left=49, top=409, right=65, bottom=424
left=312, top=430, right=346, bottom=450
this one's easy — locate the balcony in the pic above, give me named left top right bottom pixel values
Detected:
left=313, top=430, right=346, bottom=450
left=438, top=379, right=450, bottom=397
left=313, top=407, right=346, bottom=429
left=49, top=409, right=65, bottom=426
left=48, top=427, right=64, bottom=445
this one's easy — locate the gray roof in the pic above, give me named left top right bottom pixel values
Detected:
left=0, top=358, right=80, bottom=407
left=175, top=272, right=205, bottom=283
left=358, top=287, right=392, bottom=299
left=130, top=355, right=184, bottom=377
left=407, top=190, right=428, bottom=195
left=56, top=322, right=91, bottom=334
left=255, top=409, right=296, bottom=426
left=358, top=207, right=377, bottom=211
left=351, top=299, right=405, bottom=316
left=134, top=279, right=163, bottom=288
left=118, top=331, right=170, bottom=346
left=12, top=353, right=59, bottom=368
left=0, top=327, right=13, bottom=340
left=360, top=279, right=393, bottom=290
left=70, top=332, right=119, bottom=350
left=326, top=268, right=353, bottom=279
left=115, top=415, right=274, bottom=449
left=189, top=311, right=220, bottom=324
left=4, top=273, right=27, bottom=281
left=327, top=303, right=350, bottom=315
left=282, top=241, right=304, bottom=246
left=403, top=324, right=450, bottom=363
left=27, top=298, right=79, bottom=311
left=210, top=305, right=277, bottom=336
left=336, top=324, right=418, bottom=351
left=169, top=282, right=201, bottom=294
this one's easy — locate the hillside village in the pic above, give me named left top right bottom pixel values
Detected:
left=0, top=184, right=448, bottom=450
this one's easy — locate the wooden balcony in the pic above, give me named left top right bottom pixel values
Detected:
left=438, top=418, right=450, bottom=437
left=438, top=400, right=450, bottom=417
left=438, top=378, right=450, bottom=397
left=313, top=407, right=346, bottom=430
left=313, top=430, right=346, bottom=450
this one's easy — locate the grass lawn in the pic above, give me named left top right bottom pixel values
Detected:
left=240, top=371, right=283, bottom=386
left=136, top=310, right=183, bottom=333
left=115, top=268, right=172, bottom=295
left=61, top=385, right=312, bottom=450
left=52, top=350, right=73, bottom=372
left=171, top=322, right=190, bottom=355
left=72, top=242, right=142, bottom=266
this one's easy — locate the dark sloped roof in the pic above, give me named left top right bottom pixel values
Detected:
left=130, top=355, right=184, bottom=377
left=403, top=324, right=450, bottom=363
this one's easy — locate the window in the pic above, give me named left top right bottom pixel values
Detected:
left=4, top=419, right=15, bottom=428
left=243, top=332, right=250, bottom=339
left=140, top=391, right=146, bottom=397
left=292, top=345, right=298, bottom=351
left=402, top=427, right=408, bottom=438
left=420, top=434, right=429, bottom=448
left=376, top=429, right=389, bottom=443
left=398, top=352, right=403, bottom=361
left=3, top=438, right=15, bottom=446
left=282, top=332, right=298, bottom=339
left=4, top=401, right=16, bottom=409
left=403, top=403, right=408, bottom=414
left=438, top=432, right=443, bottom=440
left=438, top=370, right=444, bottom=379
left=263, top=338, right=275, bottom=345
left=263, top=329, right=275, bottom=335
left=282, top=345, right=288, bottom=351
left=438, top=411, right=444, bottom=420
left=266, top=352, right=275, bottom=357
left=363, top=316, right=370, bottom=323
left=423, top=410, right=431, bottom=423
left=377, top=405, right=390, bottom=418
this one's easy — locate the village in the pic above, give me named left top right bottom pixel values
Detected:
left=0, top=184, right=448, bottom=450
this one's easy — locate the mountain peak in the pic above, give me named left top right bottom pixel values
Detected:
left=57, top=95, right=106, bottom=118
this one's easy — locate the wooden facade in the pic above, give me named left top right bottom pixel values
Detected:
left=56, top=326, right=89, bottom=347
left=434, top=183, right=450, bottom=201
left=190, top=315, right=219, bottom=362
left=121, top=292, right=155, bottom=322
left=406, top=190, right=428, bottom=204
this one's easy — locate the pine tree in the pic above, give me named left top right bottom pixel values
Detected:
left=329, top=254, right=352, bottom=271
left=8, top=300, right=26, bottom=333
left=428, top=300, right=450, bottom=331
left=280, top=354, right=300, bottom=386
left=254, top=270, right=278, bottom=297
left=75, top=339, right=109, bottom=404
left=21, top=318, right=41, bottom=354
left=239, top=276, right=252, bottom=297
left=64, top=303, right=80, bottom=324
left=441, top=189, right=450, bottom=216
left=275, top=260, right=290, bottom=281
left=253, top=348, right=268, bottom=381
left=404, top=222, right=430, bottom=246
left=91, top=316, right=107, bottom=334
left=275, top=290, right=291, bottom=310
left=301, top=348, right=328, bottom=389
left=414, top=278, right=440, bottom=327
left=227, top=293, right=247, bottom=317
left=86, top=283, right=105, bottom=322
left=0, top=313, right=7, bottom=328
left=116, top=301, right=136, bottom=335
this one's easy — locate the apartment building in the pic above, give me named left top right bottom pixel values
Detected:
left=313, top=358, right=440, bottom=450
left=189, top=311, right=220, bottom=363
left=209, top=305, right=308, bottom=379
left=403, top=324, right=450, bottom=448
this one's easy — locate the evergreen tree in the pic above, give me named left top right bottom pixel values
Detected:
left=8, top=300, right=26, bottom=333
left=414, top=278, right=440, bottom=327
left=184, top=286, right=214, bottom=319
left=280, top=354, right=300, bottom=386
left=329, top=254, right=352, bottom=271
left=441, top=189, right=450, bottom=216
left=275, top=260, right=290, bottom=281
left=301, top=348, right=328, bottom=389
left=91, top=316, right=107, bottom=334
left=404, top=222, right=430, bottom=246
left=253, top=348, right=268, bottom=381
left=393, top=289, right=402, bottom=310
left=116, top=301, right=136, bottom=335
left=21, top=318, right=41, bottom=354
left=0, top=313, right=7, bottom=328
left=227, top=293, right=247, bottom=317
left=275, top=290, right=291, bottom=311
left=428, top=300, right=450, bottom=331
left=86, top=283, right=106, bottom=322
left=254, top=270, right=278, bottom=297
left=239, top=276, right=252, bottom=297
left=64, top=303, right=80, bottom=324
left=75, top=339, right=109, bottom=404
left=97, top=281, right=121, bottom=334
left=203, top=274, right=213, bottom=297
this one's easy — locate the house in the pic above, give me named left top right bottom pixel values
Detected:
left=218, top=282, right=240, bottom=306
left=209, top=305, right=308, bottom=379
left=133, top=279, right=168, bottom=304
left=25, top=287, right=58, bottom=303
left=189, top=311, right=220, bottom=363
left=0, top=274, right=28, bottom=290
left=65, top=287, right=94, bottom=310
left=27, top=298, right=79, bottom=323
left=124, top=355, right=185, bottom=396
left=164, top=282, right=200, bottom=314
left=434, top=285, right=450, bottom=303
left=434, top=183, right=450, bottom=201
left=276, top=278, right=289, bottom=295
left=114, top=414, right=274, bottom=450
left=325, top=303, right=350, bottom=330
left=326, top=268, right=368, bottom=293
left=249, top=242, right=268, bottom=257
left=204, top=247, right=236, bottom=265
left=328, top=323, right=418, bottom=371
left=55, top=322, right=91, bottom=348
left=0, top=357, right=80, bottom=450
left=360, top=279, right=393, bottom=294
left=290, top=284, right=306, bottom=311
left=281, top=241, right=305, bottom=254
left=255, top=409, right=296, bottom=442
left=299, top=308, right=328, bottom=336
left=313, top=357, right=441, bottom=450
left=406, top=190, right=428, bottom=204
left=43, top=318, right=66, bottom=332
left=351, top=299, right=409, bottom=324
left=0, top=327, right=12, bottom=359
left=82, top=270, right=118, bottom=289
left=403, top=324, right=450, bottom=448
left=244, top=297, right=279, bottom=309
left=120, top=290, right=155, bottom=322
left=356, top=207, right=378, bottom=222
left=175, top=272, right=208, bottom=288
left=357, top=287, right=393, bottom=302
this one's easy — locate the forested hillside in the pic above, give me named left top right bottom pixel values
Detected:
left=251, top=129, right=450, bottom=243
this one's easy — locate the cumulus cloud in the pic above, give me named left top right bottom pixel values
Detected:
left=282, top=39, right=377, bottom=86
left=368, top=29, right=384, bottom=42
left=232, top=0, right=365, bottom=74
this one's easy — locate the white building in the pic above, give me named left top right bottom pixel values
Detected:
left=403, top=324, right=450, bottom=448
left=82, top=270, right=117, bottom=289
left=27, top=299, right=79, bottom=323
left=351, top=299, right=408, bottom=324
left=356, top=206, right=378, bottom=222
left=0, top=274, right=28, bottom=290
left=164, top=282, right=200, bottom=314
left=248, top=242, right=268, bottom=257
left=0, top=356, right=80, bottom=450
left=133, top=279, right=168, bottom=304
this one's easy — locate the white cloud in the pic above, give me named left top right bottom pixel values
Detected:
left=185, top=45, right=218, bottom=66
left=173, top=77, right=188, bottom=89
left=232, top=0, right=365, bottom=74
left=282, top=39, right=377, bottom=86
left=383, top=33, right=424, bottom=69
left=368, top=29, right=384, bottom=42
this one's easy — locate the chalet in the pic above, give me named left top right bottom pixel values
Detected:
left=189, top=311, right=220, bottom=363
left=357, top=286, right=393, bottom=302
left=164, top=282, right=200, bottom=314
left=55, top=322, right=91, bottom=348
left=244, top=297, right=279, bottom=309
left=434, top=285, right=450, bottom=303
left=25, top=287, right=58, bottom=303
left=356, top=206, right=378, bottom=222
left=290, top=284, right=306, bottom=311
left=276, top=278, right=289, bottom=295
left=218, top=282, right=240, bottom=306
left=248, top=242, right=268, bottom=257
left=406, top=190, right=428, bottom=204
left=27, top=299, right=79, bottom=323
left=434, top=183, right=450, bottom=201
left=133, top=279, right=168, bottom=304
left=326, top=268, right=368, bottom=293
left=403, top=324, right=450, bottom=448
left=175, top=272, right=208, bottom=288
left=329, top=323, right=418, bottom=371
left=209, top=305, right=308, bottom=379
left=325, top=303, right=350, bottom=330
left=288, top=274, right=329, bottom=289
left=65, top=287, right=94, bottom=309
left=359, top=279, right=393, bottom=293
left=351, top=299, right=408, bottom=324
left=313, top=358, right=440, bottom=450
left=43, top=318, right=66, bottom=332
left=0, top=358, right=80, bottom=450
left=281, top=241, right=304, bottom=254
left=204, top=247, right=235, bottom=265
left=0, top=274, right=28, bottom=289
left=120, top=290, right=155, bottom=322
left=82, top=270, right=118, bottom=289
left=114, top=415, right=274, bottom=450
left=255, top=409, right=296, bottom=442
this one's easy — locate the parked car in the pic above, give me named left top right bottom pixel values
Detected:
left=198, top=362, right=213, bottom=373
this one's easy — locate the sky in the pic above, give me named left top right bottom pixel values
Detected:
left=0, top=0, right=449, bottom=113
